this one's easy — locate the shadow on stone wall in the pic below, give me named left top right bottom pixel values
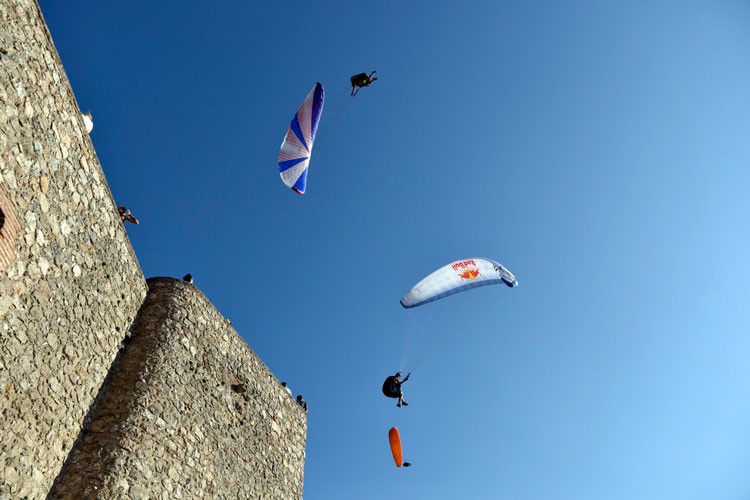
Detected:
left=47, top=299, right=153, bottom=498
left=49, top=278, right=307, bottom=499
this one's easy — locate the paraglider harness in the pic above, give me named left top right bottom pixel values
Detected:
left=382, top=372, right=409, bottom=398
left=350, top=71, right=378, bottom=96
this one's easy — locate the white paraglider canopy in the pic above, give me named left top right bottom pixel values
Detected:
left=400, top=258, right=518, bottom=309
left=396, top=257, right=518, bottom=372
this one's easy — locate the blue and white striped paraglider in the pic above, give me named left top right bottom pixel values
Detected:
left=278, top=83, right=325, bottom=194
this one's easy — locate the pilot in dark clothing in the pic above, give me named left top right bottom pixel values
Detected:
left=382, top=371, right=410, bottom=407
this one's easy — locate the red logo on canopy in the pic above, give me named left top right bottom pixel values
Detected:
left=457, top=269, right=480, bottom=280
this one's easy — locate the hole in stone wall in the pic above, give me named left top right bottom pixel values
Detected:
left=0, top=207, right=5, bottom=233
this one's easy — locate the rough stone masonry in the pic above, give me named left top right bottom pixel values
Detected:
left=0, top=1, right=306, bottom=498
left=51, top=279, right=307, bottom=499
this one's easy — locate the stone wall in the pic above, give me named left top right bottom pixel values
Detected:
left=1, top=3, right=306, bottom=498
left=51, top=278, right=307, bottom=499
left=0, top=1, right=148, bottom=497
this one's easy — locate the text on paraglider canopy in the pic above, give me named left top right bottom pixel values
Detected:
left=451, top=259, right=477, bottom=271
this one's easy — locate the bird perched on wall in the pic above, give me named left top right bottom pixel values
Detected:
left=117, top=205, right=139, bottom=224
left=81, top=112, right=93, bottom=133
left=296, top=395, right=308, bottom=412
left=183, top=274, right=193, bottom=284
left=281, top=382, right=292, bottom=397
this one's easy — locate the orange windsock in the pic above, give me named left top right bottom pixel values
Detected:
left=388, top=427, right=403, bottom=467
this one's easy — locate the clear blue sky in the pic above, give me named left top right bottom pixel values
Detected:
left=41, top=1, right=750, bottom=498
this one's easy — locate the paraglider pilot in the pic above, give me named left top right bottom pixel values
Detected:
left=350, top=71, right=378, bottom=96
left=382, top=371, right=410, bottom=407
